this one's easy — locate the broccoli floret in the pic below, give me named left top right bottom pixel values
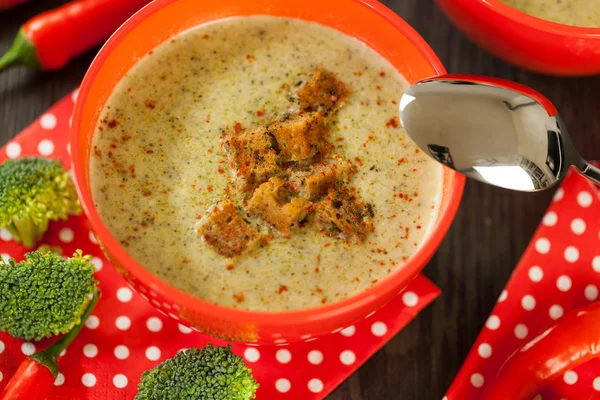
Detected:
left=135, top=345, right=259, bottom=400
left=0, top=157, right=81, bottom=248
left=0, top=250, right=98, bottom=341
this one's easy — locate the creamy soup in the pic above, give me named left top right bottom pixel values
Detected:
left=90, top=16, right=443, bottom=311
left=499, top=0, right=600, bottom=27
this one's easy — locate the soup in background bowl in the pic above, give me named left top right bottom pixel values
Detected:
left=437, top=0, right=600, bottom=76
left=72, top=0, right=464, bottom=343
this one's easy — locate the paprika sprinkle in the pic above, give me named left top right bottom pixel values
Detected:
left=0, top=291, right=100, bottom=400
left=0, top=0, right=150, bottom=72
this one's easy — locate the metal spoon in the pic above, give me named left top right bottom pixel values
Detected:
left=399, top=74, right=600, bottom=192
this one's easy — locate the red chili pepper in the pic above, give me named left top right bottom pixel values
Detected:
left=482, top=301, right=600, bottom=400
left=0, top=291, right=100, bottom=400
left=0, top=0, right=151, bottom=72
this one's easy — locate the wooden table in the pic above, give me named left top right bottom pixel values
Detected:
left=1, top=1, right=599, bottom=398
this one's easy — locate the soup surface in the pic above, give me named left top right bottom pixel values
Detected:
left=499, top=0, right=600, bottom=27
left=90, top=16, right=442, bottom=311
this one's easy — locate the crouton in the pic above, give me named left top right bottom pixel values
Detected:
left=297, top=68, right=348, bottom=113
left=248, top=177, right=312, bottom=234
left=222, top=127, right=281, bottom=189
left=268, top=112, right=327, bottom=161
left=315, top=187, right=374, bottom=242
left=197, top=200, right=260, bottom=258
left=288, top=156, right=354, bottom=201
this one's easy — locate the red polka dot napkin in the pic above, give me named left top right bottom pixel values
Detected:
left=446, top=166, right=600, bottom=399
left=0, top=91, right=441, bottom=399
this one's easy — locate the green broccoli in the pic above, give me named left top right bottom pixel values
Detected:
left=0, top=250, right=98, bottom=341
left=0, top=157, right=81, bottom=248
left=135, top=345, right=259, bottom=400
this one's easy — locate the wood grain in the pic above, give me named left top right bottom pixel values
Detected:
left=1, top=1, right=599, bottom=398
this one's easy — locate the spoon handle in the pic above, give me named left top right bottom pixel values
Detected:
left=578, top=162, right=600, bottom=185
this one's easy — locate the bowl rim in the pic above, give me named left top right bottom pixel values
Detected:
left=479, top=0, right=600, bottom=35
left=71, top=0, right=465, bottom=329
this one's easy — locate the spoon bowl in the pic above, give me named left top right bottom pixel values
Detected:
left=399, top=74, right=600, bottom=191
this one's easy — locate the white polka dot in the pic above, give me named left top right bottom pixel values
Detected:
left=542, top=211, right=557, bottom=226
left=528, top=266, right=543, bottom=282
left=535, top=238, right=551, bottom=254
left=308, top=350, right=323, bottom=365
left=178, top=323, right=192, bottom=334
left=116, top=287, right=133, bottom=302
left=470, top=373, right=484, bottom=388
left=371, top=321, right=387, bottom=337
left=146, top=317, right=162, bottom=332
left=0, top=229, right=12, bottom=241
left=521, top=295, right=536, bottom=311
left=578, top=191, right=593, bottom=208
left=57, top=228, right=74, bottom=243
left=54, top=373, right=65, bottom=386
left=167, top=312, right=179, bottom=321
left=275, top=378, right=291, bottom=393
left=571, top=218, right=586, bottom=235
left=564, top=246, right=579, bottom=263
left=593, top=376, right=600, bottom=391
left=549, top=305, right=564, bottom=320
left=37, top=139, right=55, bottom=156
left=585, top=284, right=599, bottom=301
left=0, top=340, right=4, bottom=354
left=85, top=315, right=100, bottom=329
left=114, top=345, right=129, bottom=360
left=593, top=256, right=600, bottom=272
left=244, top=348, right=260, bottom=363
left=83, top=344, right=98, bottom=358
left=113, top=374, right=128, bottom=388
left=300, top=334, right=312, bottom=340
left=305, top=337, right=318, bottom=342
left=557, top=275, right=572, bottom=292
left=564, top=370, right=578, bottom=385
left=66, top=143, right=71, bottom=155
left=532, top=396, right=542, bottom=400
left=340, top=326, right=356, bottom=337
left=553, top=188, right=564, bottom=201
left=115, top=316, right=131, bottom=330
left=89, top=231, right=98, bottom=244
left=308, top=378, right=324, bottom=393
left=478, top=343, right=492, bottom=359
left=498, top=290, right=508, bottom=302
left=340, top=350, right=356, bottom=365
left=59, top=349, right=66, bottom=357
left=81, top=373, right=96, bottom=387
left=443, top=397, right=448, bottom=400
left=515, top=324, right=528, bottom=339
left=0, top=254, right=9, bottom=263
left=90, top=257, right=103, bottom=271
left=72, top=89, right=79, bottom=102
left=276, top=349, right=292, bottom=364
left=40, top=113, right=57, bottom=130
left=145, top=346, right=161, bottom=361
left=402, top=291, right=419, bottom=307
left=5, top=142, right=21, bottom=159
left=486, top=315, right=501, bottom=330
left=21, top=342, right=35, bottom=355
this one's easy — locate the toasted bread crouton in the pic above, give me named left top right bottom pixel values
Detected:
left=268, top=112, right=327, bottom=162
left=297, top=69, right=348, bottom=113
left=197, top=200, right=260, bottom=258
left=249, top=177, right=312, bottom=234
left=288, top=156, right=354, bottom=201
left=315, top=187, right=374, bottom=242
left=223, top=127, right=281, bottom=189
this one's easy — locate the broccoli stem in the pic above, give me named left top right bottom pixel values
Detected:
left=29, top=290, right=100, bottom=377
left=10, top=217, right=40, bottom=249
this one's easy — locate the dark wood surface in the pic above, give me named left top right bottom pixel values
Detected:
left=1, top=1, right=599, bottom=399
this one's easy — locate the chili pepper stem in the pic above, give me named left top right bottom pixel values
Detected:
left=29, top=290, right=100, bottom=377
left=0, top=29, right=41, bottom=72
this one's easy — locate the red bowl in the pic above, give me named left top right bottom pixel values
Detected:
left=436, top=0, right=600, bottom=76
left=71, top=0, right=465, bottom=343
